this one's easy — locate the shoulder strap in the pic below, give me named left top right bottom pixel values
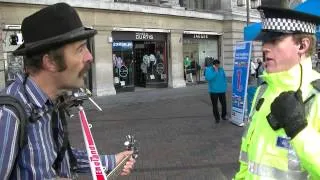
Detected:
left=52, top=107, right=77, bottom=174
left=249, top=82, right=268, bottom=119
left=303, top=79, right=320, bottom=114
left=311, top=79, right=320, bottom=92
left=0, top=94, right=28, bottom=149
left=0, top=93, right=29, bottom=179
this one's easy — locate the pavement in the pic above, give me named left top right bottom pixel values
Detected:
left=68, top=83, right=244, bottom=180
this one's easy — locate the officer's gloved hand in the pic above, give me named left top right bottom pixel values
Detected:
left=268, top=90, right=307, bottom=139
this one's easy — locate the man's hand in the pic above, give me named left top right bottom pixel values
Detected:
left=115, top=150, right=136, bottom=176
left=269, top=90, right=307, bottom=139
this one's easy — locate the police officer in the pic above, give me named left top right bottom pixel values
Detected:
left=234, top=6, right=320, bottom=179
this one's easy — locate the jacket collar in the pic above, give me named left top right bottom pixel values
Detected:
left=262, top=57, right=320, bottom=92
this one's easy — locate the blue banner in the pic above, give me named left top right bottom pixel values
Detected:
left=231, top=41, right=252, bottom=126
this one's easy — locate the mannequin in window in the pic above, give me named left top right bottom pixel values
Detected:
left=184, top=56, right=193, bottom=83
left=149, top=53, right=156, bottom=76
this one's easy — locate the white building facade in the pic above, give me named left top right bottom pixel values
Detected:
left=0, top=0, right=262, bottom=96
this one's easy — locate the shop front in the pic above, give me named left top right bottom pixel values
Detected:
left=183, top=32, right=221, bottom=83
left=112, top=31, right=168, bottom=92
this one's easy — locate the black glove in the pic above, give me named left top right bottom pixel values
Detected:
left=268, top=90, right=307, bottom=139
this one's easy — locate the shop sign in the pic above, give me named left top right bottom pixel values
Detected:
left=112, top=41, right=133, bottom=51
left=193, top=34, right=209, bottom=39
left=183, top=34, right=217, bottom=40
left=112, top=31, right=166, bottom=41
left=119, top=65, right=128, bottom=78
left=135, top=32, right=154, bottom=40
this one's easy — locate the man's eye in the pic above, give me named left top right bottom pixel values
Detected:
left=78, top=47, right=84, bottom=53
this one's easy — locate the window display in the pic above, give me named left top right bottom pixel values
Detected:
left=134, top=41, right=167, bottom=88
left=183, top=34, right=220, bottom=83
left=112, top=41, right=134, bottom=91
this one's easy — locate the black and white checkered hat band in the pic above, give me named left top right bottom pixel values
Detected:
left=262, top=18, right=316, bottom=33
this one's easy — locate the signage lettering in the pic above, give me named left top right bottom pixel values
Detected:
left=193, top=34, right=209, bottom=39
left=89, top=145, right=103, bottom=175
left=112, top=41, right=133, bottom=48
left=136, top=32, right=154, bottom=40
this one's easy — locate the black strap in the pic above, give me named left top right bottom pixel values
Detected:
left=311, top=79, right=320, bottom=92
left=0, top=94, right=28, bottom=149
left=0, top=94, right=29, bottom=179
left=52, top=108, right=77, bottom=173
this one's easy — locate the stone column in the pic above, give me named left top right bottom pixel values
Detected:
left=0, top=28, right=5, bottom=89
left=168, top=30, right=186, bottom=88
left=92, top=28, right=116, bottom=96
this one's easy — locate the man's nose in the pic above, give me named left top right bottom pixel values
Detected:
left=84, top=49, right=93, bottom=63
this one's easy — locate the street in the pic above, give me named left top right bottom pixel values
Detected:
left=68, top=84, right=243, bottom=180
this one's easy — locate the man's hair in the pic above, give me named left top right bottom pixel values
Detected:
left=292, top=34, right=316, bottom=57
left=24, top=47, right=66, bottom=74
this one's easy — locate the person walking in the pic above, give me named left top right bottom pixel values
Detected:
left=0, top=3, right=135, bottom=179
left=255, top=58, right=265, bottom=85
left=234, top=6, right=320, bottom=179
left=205, top=59, right=228, bottom=124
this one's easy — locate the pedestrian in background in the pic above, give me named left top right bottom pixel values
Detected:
left=234, top=6, right=320, bottom=179
left=0, top=3, right=135, bottom=179
left=249, top=58, right=257, bottom=84
left=205, top=59, right=227, bottom=124
left=255, top=58, right=265, bottom=85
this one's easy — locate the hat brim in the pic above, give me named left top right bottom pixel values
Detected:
left=13, top=27, right=97, bottom=56
left=254, top=31, right=290, bottom=42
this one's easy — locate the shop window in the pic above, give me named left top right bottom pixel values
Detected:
left=183, top=35, right=219, bottom=83
left=112, top=41, right=135, bottom=91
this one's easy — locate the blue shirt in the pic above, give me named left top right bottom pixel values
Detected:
left=0, top=74, right=115, bottom=179
left=205, top=66, right=227, bottom=93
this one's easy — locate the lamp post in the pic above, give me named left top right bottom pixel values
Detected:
left=246, top=0, right=250, bottom=26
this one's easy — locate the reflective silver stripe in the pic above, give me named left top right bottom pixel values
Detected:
left=288, top=146, right=302, bottom=171
left=239, top=151, right=248, bottom=163
left=248, top=161, right=308, bottom=180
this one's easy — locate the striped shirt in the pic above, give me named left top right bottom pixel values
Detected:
left=0, top=74, right=115, bottom=179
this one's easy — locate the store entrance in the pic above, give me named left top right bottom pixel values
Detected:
left=133, top=41, right=167, bottom=88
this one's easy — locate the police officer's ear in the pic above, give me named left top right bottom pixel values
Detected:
left=297, top=37, right=310, bottom=55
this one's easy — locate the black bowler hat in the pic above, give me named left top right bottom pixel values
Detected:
left=255, top=6, right=320, bottom=42
left=13, top=3, right=97, bottom=56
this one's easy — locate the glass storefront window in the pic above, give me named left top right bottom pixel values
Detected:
left=112, top=41, right=135, bottom=91
left=183, top=35, right=219, bottom=83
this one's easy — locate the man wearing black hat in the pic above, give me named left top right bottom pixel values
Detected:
left=234, top=6, right=320, bottom=179
left=0, top=3, right=135, bottom=179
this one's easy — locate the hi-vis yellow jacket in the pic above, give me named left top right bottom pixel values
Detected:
left=234, top=58, right=320, bottom=180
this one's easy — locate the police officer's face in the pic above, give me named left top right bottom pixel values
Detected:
left=58, top=40, right=93, bottom=89
left=262, top=35, right=300, bottom=73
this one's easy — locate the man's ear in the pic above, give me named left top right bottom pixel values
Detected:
left=42, top=54, right=58, bottom=72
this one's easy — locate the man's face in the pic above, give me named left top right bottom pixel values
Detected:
left=262, top=35, right=300, bottom=73
left=57, top=40, right=93, bottom=89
